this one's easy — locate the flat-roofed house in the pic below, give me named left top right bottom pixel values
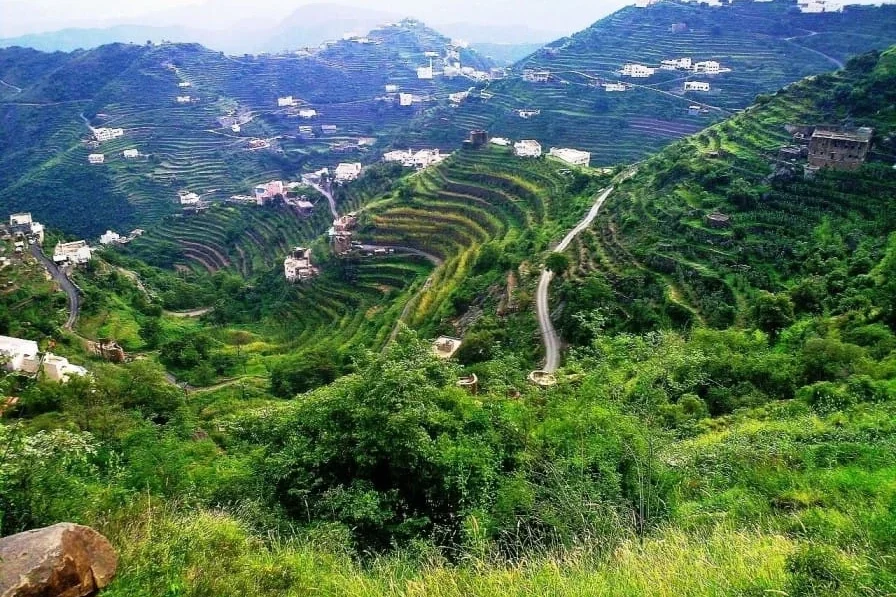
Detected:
left=88, top=153, right=105, bottom=164
left=808, top=127, right=873, bottom=170
left=549, top=147, right=591, bottom=167
left=122, top=149, right=139, bottom=159
left=335, top=162, right=363, bottom=183
left=514, top=140, right=543, bottom=158
left=284, top=247, right=317, bottom=282
left=53, top=240, right=92, bottom=265
left=684, top=81, right=710, bottom=92
left=0, top=335, right=39, bottom=372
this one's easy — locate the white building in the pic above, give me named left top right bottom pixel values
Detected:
left=9, top=214, right=44, bottom=243
left=94, top=128, right=124, bottom=142
left=99, top=230, right=121, bottom=245
left=278, top=96, right=295, bottom=107
left=549, top=147, right=591, bottom=167
left=449, top=91, right=469, bottom=104
left=41, top=354, right=87, bottom=382
left=443, top=65, right=462, bottom=78
left=231, top=124, right=241, bottom=133
left=798, top=0, right=841, bottom=12
left=417, top=60, right=434, bottom=80
left=284, top=247, right=316, bottom=282
left=694, top=61, right=721, bottom=74
left=88, top=154, right=105, bottom=164
left=179, top=192, right=201, bottom=205
left=178, top=81, right=191, bottom=88
left=661, top=57, right=692, bottom=70
left=176, top=96, right=192, bottom=103
left=490, top=137, right=511, bottom=146
left=514, top=140, right=543, bottom=158
left=321, top=125, right=337, bottom=134
left=424, top=51, right=440, bottom=58
left=385, top=84, right=399, bottom=93
left=399, top=93, right=414, bottom=107
left=383, top=149, right=413, bottom=163
left=0, top=335, right=39, bottom=372
left=299, top=109, right=317, bottom=119
left=604, top=83, right=628, bottom=92
left=384, top=149, right=445, bottom=168
left=122, top=149, right=139, bottom=159
left=53, top=240, right=92, bottom=265
left=684, top=81, right=710, bottom=92
left=335, top=162, right=363, bottom=183
left=634, top=0, right=659, bottom=6
left=517, top=109, right=541, bottom=119
left=621, top=63, right=656, bottom=78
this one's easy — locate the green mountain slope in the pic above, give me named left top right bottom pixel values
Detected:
left=0, top=22, right=494, bottom=236
left=551, top=47, right=896, bottom=343
left=406, top=0, right=896, bottom=165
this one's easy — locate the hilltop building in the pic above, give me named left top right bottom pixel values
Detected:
left=9, top=213, right=44, bottom=243
left=254, top=180, right=285, bottom=205
left=88, top=154, right=105, bottom=164
left=53, top=240, right=92, bottom=265
left=468, top=130, right=488, bottom=147
left=335, top=162, right=363, bottom=183
left=94, top=128, right=124, bottom=142
left=798, top=0, right=841, bottom=12
left=278, top=96, right=296, bottom=107
left=284, top=247, right=317, bottom=282
left=99, top=230, right=121, bottom=245
left=514, top=140, right=543, bottom=158
left=684, top=81, right=710, bottom=92
left=661, top=57, right=692, bottom=70
left=808, top=127, right=873, bottom=171
left=549, top=147, right=591, bottom=167
left=490, top=137, right=511, bottom=146
left=0, top=335, right=87, bottom=381
left=523, top=70, right=552, bottom=83
left=383, top=149, right=445, bottom=169
left=621, top=63, right=655, bottom=78
left=694, top=61, right=721, bottom=74
left=179, top=192, right=201, bottom=205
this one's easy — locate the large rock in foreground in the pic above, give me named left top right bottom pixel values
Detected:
left=0, top=523, right=118, bottom=597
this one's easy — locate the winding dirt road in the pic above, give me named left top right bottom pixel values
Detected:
left=536, top=187, right=614, bottom=373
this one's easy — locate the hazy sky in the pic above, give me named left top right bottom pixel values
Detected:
left=0, top=0, right=628, bottom=37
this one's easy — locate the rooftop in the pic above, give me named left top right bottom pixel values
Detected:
left=811, top=127, right=873, bottom=143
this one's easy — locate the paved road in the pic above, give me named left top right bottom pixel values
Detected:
left=536, top=187, right=614, bottom=373
left=30, top=244, right=80, bottom=330
left=308, top=181, right=339, bottom=219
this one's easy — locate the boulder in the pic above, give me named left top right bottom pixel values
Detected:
left=0, top=523, right=118, bottom=597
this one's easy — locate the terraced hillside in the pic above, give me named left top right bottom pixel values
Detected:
left=0, top=22, right=495, bottom=236
left=551, top=47, right=896, bottom=342
left=408, top=0, right=896, bottom=164
left=356, top=148, right=605, bottom=343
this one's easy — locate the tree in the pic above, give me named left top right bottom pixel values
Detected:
left=545, top=252, right=571, bottom=276
left=750, top=291, right=794, bottom=340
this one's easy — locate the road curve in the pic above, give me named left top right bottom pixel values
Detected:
left=308, top=181, right=339, bottom=219
left=537, top=187, right=614, bottom=373
left=30, top=243, right=80, bottom=330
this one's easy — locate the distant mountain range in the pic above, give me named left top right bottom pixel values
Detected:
left=0, top=2, right=562, bottom=56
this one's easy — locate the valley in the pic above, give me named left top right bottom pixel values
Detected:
left=2, top=2, right=896, bottom=596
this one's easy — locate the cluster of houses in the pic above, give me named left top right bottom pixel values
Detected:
left=0, top=335, right=88, bottom=382
left=283, top=247, right=317, bottom=282
left=382, top=148, right=447, bottom=169
left=798, top=0, right=842, bottom=12
left=495, top=139, right=590, bottom=166
left=87, top=148, right=142, bottom=164
left=660, top=58, right=728, bottom=74
left=621, top=58, right=728, bottom=80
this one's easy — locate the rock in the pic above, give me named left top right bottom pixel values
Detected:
left=0, top=523, right=118, bottom=597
